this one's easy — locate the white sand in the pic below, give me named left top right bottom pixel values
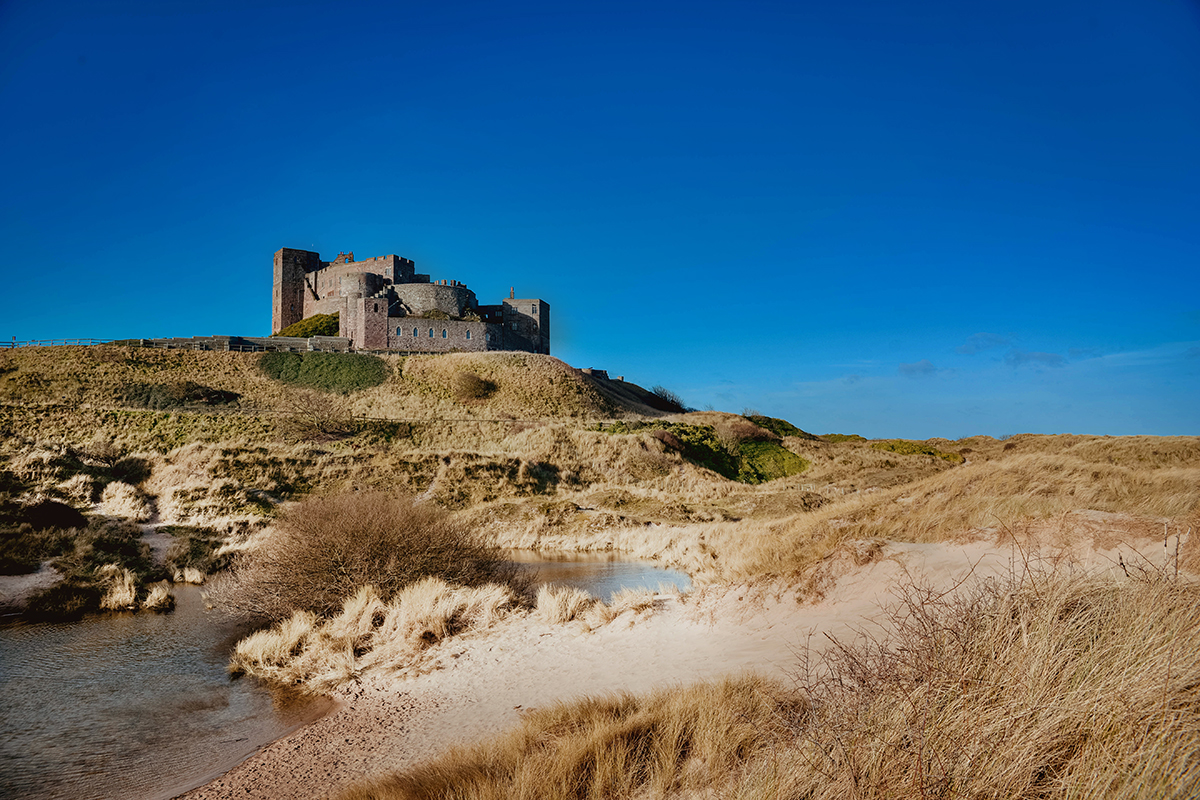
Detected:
left=183, top=518, right=1163, bottom=800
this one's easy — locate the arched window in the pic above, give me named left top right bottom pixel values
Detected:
left=428, top=328, right=434, bottom=338
left=412, top=328, right=418, bottom=337
left=465, top=330, right=472, bottom=340
left=442, top=329, right=447, bottom=339
left=396, top=327, right=401, bottom=336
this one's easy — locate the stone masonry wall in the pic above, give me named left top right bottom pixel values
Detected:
left=385, top=320, right=497, bottom=352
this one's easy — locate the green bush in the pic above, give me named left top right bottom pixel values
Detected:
left=737, top=440, right=810, bottom=484
left=259, top=351, right=388, bottom=393
left=821, top=433, right=868, bottom=443
left=871, top=439, right=964, bottom=464
left=274, top=313, right=340, bottom=338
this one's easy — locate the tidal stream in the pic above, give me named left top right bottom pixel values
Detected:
left=0, top=554, right=690, bottom=800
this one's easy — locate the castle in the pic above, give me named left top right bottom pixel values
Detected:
left=272, top=248, right=550, bottom=354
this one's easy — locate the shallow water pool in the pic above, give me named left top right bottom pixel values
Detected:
left=0, top=586, right=331, bottom=800
left=506, top=550, right=692, bottom=601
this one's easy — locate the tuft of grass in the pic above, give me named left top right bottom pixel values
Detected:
left=274, top=313, right=339, bottom=338
left=535, top=584, right=596, bottom=624
left=228, top=579, right=522, bottom=691
left=259, top=351, right=388, bottom=393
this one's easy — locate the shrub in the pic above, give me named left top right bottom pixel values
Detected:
left=274, top=312, right=340, bottom=338
left=259, top=351, right=388, bottom=393
left=277, top=389, right=355, bottom=441
left=120, top=381, right=240, bottom=409
left=210, top=491, right=512, bottom=621
left=820, top=433, right=867, bottom=443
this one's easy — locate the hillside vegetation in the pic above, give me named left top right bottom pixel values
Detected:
left=2, top=345, right=1198, bottom=797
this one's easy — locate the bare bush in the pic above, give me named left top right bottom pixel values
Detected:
left=277, top=389, right=355, bottom=442
left=453, top=371, right=496, bottom=402
left=649, top=384, right=686, bottom=412
left=209, top=491, right=512, bottom=621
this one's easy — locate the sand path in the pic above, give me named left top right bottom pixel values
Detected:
left=183, top=538, right=1024, bottom=800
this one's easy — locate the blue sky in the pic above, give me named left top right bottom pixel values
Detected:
left=2, top=0, right=1198, bottom=438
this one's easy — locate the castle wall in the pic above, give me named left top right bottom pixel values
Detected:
left=385, top=320, right=498, bottom=352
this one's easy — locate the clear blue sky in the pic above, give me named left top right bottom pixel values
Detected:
left=3, top=0, right=1198, bottom=438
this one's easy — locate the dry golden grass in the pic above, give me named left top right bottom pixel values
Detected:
left=228, top=579, right=522, bottom=691
left=342, top=674, right=795, bottom=800
left=341, top=570, right=1200, bottom=800
left=96, top=564, right=138, bottom=610
left=142, top=580, right=175, bottom=611
left=98, top=480, right=153, bottom=521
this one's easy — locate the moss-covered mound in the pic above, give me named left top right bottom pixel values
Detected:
left=274, top=313, right=340, bottom=338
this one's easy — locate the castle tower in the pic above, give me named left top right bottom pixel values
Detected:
left=272, top=248, right=320, bottom=333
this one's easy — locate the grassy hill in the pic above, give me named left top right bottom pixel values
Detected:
left=2, top=344, right=1198, bottom=619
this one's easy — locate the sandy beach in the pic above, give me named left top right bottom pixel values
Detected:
left=182, top=536, right=1042, bottom=800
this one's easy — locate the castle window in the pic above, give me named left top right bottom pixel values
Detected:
left=442, top=329, right=447, bottom=339
left=532, top=305, right=537, bottom=313
left=396, top=327, right=401, bottom=336
left=373, top=303, right=378, bottom=312
left=428, top=328, right=434, bottom=338
left=465, top=330, right=471, bottom=340
left=412, top=328, right=418, bottom=337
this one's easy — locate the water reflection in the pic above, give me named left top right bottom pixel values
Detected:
left=506, top=550, right=691, bottom=602
left=0, top=586, right=330, bottom=800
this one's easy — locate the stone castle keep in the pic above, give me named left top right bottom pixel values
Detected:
left=272, top=248, right=550, bottom=354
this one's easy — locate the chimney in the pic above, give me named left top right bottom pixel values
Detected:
left=509, top=287, right=515, bottom=299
